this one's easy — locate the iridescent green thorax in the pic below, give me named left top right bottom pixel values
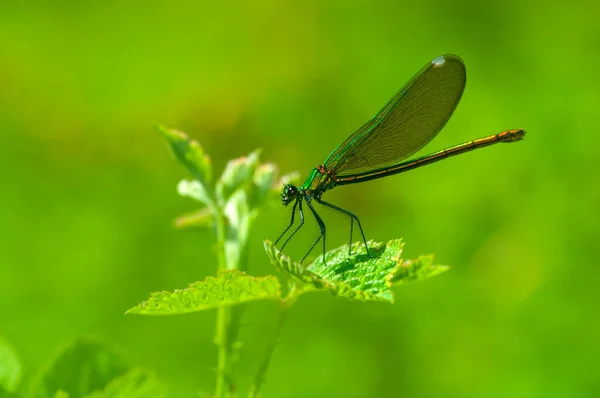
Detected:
left=300, top=167, right=336, bottom=197
left=300, top=168, right=320, bottom=190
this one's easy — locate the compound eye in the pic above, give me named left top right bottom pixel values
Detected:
left=286, top=185, right=297, bottom=195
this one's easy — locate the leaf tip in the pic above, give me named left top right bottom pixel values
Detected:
left=157, top=125, right=186, bottom=141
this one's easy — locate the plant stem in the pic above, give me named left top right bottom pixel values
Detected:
left=214, top=205, right=249, bottom=398
left=214, top=208, right=231, bottom=398
left=212, top=205, right=226, bottom=270
left=248, top=302, right=288, bottom=398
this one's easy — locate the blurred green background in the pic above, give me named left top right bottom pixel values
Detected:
left=1, top=0, right=599, bottom=396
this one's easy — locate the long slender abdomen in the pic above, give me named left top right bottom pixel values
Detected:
left=334, top=129, right=526, bottom=185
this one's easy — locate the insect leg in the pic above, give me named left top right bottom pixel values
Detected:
left=275, top=198, right=299, bottom=247
left=317, top=199, right=370, bottom=257
left=304, top=199, right=326, bottom=264
left=281, top=198, right=305, bottom=251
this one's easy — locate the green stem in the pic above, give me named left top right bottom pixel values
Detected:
left=215, top=307, right=230, bottom=398
left=248, top=302, right=289, bottom=398
left=212, top=205, right=226, bottom=270
left=213, top=208, right=231, bottom=398
left=214, top=205, right=248, bottom=398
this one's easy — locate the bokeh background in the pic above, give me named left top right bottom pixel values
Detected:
left=2, top=0, right=599, bottom=397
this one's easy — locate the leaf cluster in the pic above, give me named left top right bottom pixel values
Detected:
left=0, top=337, right=164, bottom=398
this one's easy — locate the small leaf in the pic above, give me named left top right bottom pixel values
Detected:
left=0, top=336, right=22, bottom=394
left=248, top=163, right=276, bottom=209
left=84, top=368, right=165, bottom=398
left=264, top=239, right=448, bottom=303
left=173, top=208, right=214, bottom=229
left=28, top=338, right=129, bottom=398
left=158, top=126, right=212, bottom=185
left=216, top=150, right=260, bottom=204
left=127, top=270, right=281, bottom=315
left=177, top=179, right=212, bottom=205
left=264, top=240, right=395, bottom=301
left=223, top=190, right=255, bottom=270
left=391, top=255, right=450, bottom=285
left=263, top=241, right=323, bottom=287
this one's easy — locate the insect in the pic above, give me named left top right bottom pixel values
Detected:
left=275, top=54, right=525, bottom=263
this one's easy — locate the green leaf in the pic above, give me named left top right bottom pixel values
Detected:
left=84, top=368, right=165, bottom=398
left=177, top=179, right=213, bottom=206
left=28, top=338, right=129, bottom=398
left=308, top=240, right=399, bottom=302
left=391, top=255, right=450, bottom=285
left=173, top=207, right=213, bottom=229
left=248, top=163, right=276, bottom=210
left=223, top=190, right=256, bottom=270
left=264, top=239, right=448, bottom=303
left=0, top=336, right=22, bottom=394
left=216, top=150, right=260, bottom=205
left=158, top=126, right=212, bottom=185
left=126, top=270, right=281, bottom=315
left=263, top=241, right=323, bottom=287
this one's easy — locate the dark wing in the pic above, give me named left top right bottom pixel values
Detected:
left=324, top=54, right=466, bottom=176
